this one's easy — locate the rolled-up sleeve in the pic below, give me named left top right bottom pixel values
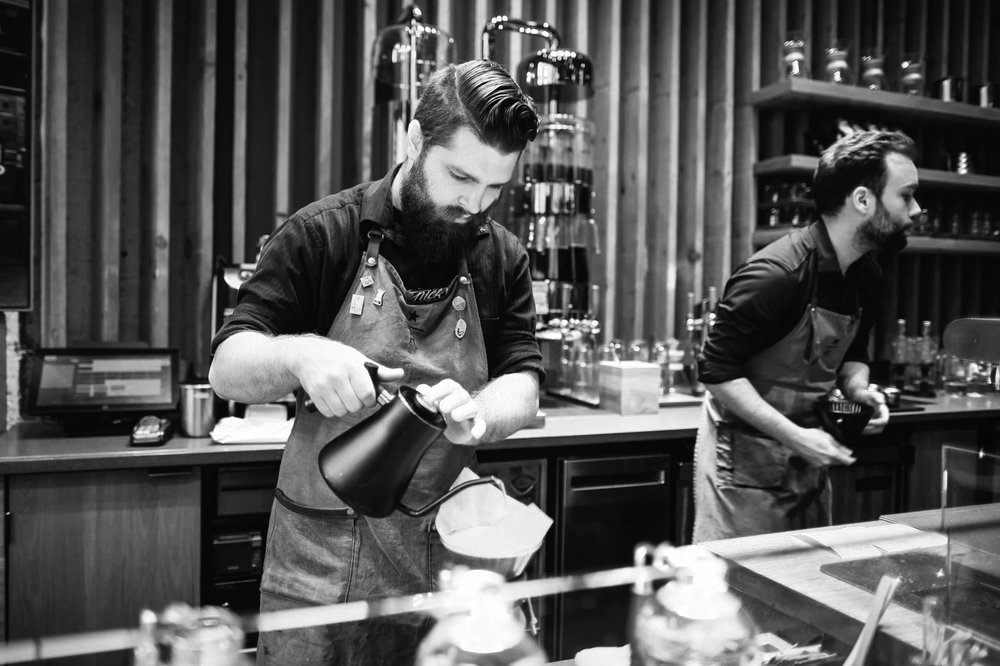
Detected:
left=484, top=234, right=545, bottom=383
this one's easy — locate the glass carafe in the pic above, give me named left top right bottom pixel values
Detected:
left=416, top=568, right=546, bottom=666
left=631, top=549, right=758, bottom=666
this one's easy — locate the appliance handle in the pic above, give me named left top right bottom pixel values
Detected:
left=568, top=470, right=666, bottom=492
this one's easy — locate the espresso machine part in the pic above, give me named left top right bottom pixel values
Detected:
left=315, top=362, right=504, bottom=518
left=371, top=4, right=454, bottom=175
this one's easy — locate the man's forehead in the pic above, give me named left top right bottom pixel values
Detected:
left=426, top=127, right=518, bottom=179
left=885, top=152, right=918, bottom=188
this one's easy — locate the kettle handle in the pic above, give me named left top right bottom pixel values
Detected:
left=397, top=476, right=506, bottom=517
left=303, top=360, right=383, bottom=413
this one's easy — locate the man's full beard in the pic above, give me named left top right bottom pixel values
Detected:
left=398, top=155, right=482, bottom=263
left=857, top=198, right=910, bottom=254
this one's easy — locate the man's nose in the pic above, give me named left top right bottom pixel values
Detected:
left=459, top=186, right=495, bottom=215
left=909, top=198, right=922, bottom=218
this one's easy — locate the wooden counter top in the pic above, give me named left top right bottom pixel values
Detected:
left=0, top=392, right=997, bottom=475
left=702, top=523, right=924, bottom=664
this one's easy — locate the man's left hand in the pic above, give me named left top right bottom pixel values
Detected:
left=415, top=379, right=487, bottom=444
left=849, top=385, right=889, bottom=435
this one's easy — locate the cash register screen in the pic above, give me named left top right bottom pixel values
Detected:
left=26, top=348, right=180, bottom=415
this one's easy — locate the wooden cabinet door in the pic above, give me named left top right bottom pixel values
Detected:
left=7, top=468, right=201, bottom=666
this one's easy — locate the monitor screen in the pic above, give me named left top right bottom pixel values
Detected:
left=27, top=348, right=180, bottom=415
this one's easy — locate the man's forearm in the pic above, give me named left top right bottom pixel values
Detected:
left=475, top=370, right=540, bottom=442
left=209, top=331, right=312, bottom=404
left=704, top=378, right=804, bottom=448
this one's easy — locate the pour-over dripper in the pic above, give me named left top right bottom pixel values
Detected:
left=316, top=362, right=502, bottom=518
left=814, top=388, right=874, bottom=444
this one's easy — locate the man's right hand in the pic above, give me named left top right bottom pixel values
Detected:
left=291, top=338, right=404, bottom=418
left=785, top=427, right=856, bottom=467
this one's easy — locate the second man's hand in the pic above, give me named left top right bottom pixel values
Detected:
left=415, top=378, right=487, bottom=444
left=785, top=427, right=856, bottom=467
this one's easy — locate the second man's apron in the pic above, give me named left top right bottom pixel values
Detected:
left=257, top=229, right=489, bottom=665
left=693, top=267, right=861, bottom=543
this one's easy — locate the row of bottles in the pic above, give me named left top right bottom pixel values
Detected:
left=890, top=318, right=998, bottom=397
left=890, top=319, right=939, bottom=397
left=908, top=194, right=1000, bottom=241
left=759, top=178, right=1000, bottom=241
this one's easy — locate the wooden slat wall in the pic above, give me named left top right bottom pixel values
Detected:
left=22, top=0, right=998, bottom=394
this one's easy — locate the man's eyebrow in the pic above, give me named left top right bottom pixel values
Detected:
left=447, top=164, right=507, bottom=188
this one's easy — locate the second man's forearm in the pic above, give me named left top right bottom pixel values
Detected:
left=704, top=378, right=804, bottom=447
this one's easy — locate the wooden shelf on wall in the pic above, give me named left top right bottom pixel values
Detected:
left=753, top=226, right=1000, bottom=255
left=750, top=78, right=1000, bottom=129
left=754, top=155, right=1000, bottom=193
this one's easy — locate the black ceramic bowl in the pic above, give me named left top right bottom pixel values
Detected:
left=814, top=395, right=875, bottom=444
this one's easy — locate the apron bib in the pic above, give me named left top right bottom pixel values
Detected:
left=258, top=230, right=489, bottom=665
left=693, top=267, right=861, bottom=543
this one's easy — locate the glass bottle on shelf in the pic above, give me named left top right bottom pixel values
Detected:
left=860, top=49, right=887, bottom=90
left=782, top=33, right=810, bottom=79
left=824, top=40, right=852, bottom=85
left=918, top=320, right=938, bottom=397
left=891, top=318, right=909, bottom=392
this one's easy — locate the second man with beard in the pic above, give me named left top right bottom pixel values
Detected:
left=693, top=130, right=921, bottom=543
left=209, top=60, right=543, bottom=664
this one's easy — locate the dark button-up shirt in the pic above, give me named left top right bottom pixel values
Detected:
left=212, top=168, right=544, bottom=381
left=698, top=221, right=881, bottom=385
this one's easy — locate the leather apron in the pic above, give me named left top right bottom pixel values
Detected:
left=257, top=230, right=489, bottom=665
left=693, top=266, right=861, bottom=543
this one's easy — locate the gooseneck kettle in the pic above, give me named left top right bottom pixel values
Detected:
left=312, top=362, right=503, bottom=518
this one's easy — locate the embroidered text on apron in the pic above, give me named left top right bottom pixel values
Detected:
left=257, top=230, right=489, bottom=665
left=693, top=262, right=861, bottom=543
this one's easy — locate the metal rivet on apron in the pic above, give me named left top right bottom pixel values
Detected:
left=366, top=256, right=377, bottom=267
left=373, top=288, right=385, bottom=306
left=455, top=318, right=467, bottom=339
left=360, top=275, right=374, bottom=288
left=349, top=293, right=364, bottom=316
left=452, top=296, right=466, bottom=312
left=459, top=276, right=469, bottom=285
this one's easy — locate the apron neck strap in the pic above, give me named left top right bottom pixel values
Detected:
left=364, top=229, right=384, bottom=267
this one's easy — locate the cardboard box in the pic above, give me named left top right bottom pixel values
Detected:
left=598, top=361, right=661, bottom=414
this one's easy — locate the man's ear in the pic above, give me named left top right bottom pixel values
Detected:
left=406, top=120, right=424, bottom=161
left=850, top=186, right=871, bottom=215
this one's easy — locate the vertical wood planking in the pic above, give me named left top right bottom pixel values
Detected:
left=96, top=0, right=123, bottom=341
left=703, top=0, right=735, bottom=294
left=676, top=1, right=708, bottom=329
left=592, top=0, right=621, bottom=340
left=274, top=0, right=293, bottom=222
left=315, top=0, right=345, bottom=198
left=231, top=0, right=249, bottom=261
left=148, top=0, right=173, bottom=347
left=190, top=0, right=218, bottom=375
left=758, top=0, right=786, bottom=159
left=359, top=1, right=379, bottom=183
left=40, top=0, right=69, bottom=347
left=732, top=0, right=761, bottom=268
left=618, top=0, right=650, bottom=340
left=647, top=0, right=680, bottom=341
